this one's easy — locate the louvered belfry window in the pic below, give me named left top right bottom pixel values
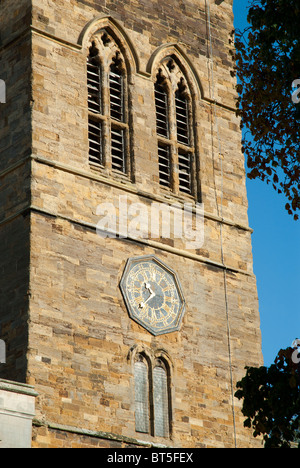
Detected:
left=87, top=42, right=103, bottom=165
left=87, top=38, right=130, bottom=177
left=155, top=63, right=195, bottom=198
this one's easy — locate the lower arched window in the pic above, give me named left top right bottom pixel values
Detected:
left=153, top=363, right=170, bottom=438
left=134, top=353, right=171, bottom=438
left=134, top=359, right=150, bottom=434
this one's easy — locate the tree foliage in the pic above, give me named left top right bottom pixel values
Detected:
left=233, top=0, right=300, bottom=220
left=235, top=344, right=300, bottom=448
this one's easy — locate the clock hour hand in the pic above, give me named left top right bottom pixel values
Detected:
left=139, top=282, right=155, bottom=309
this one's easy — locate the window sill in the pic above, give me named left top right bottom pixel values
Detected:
left=159, top=186, right=198, bottom=206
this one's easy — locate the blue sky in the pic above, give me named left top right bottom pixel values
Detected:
left=233, top=0, right=300, bottom=366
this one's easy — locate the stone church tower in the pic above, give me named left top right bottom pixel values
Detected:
left=0, top=0, right=263, bottom=448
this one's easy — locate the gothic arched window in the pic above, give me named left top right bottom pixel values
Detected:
left=134, top=352, right=171, bottom=438
left=87, top=34, right=130, bottom=177
left=154, top=58, right=196, bottom=198
left=153, top=361, right=170, bottom=438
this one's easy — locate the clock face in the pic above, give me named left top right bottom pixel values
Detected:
left=120, top=255, right=185, bottom=336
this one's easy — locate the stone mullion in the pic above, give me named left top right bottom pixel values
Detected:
left=168, top=88, right=179, bottom=195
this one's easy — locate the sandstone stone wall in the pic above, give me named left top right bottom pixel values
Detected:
left=0, top=0, right=263, bottom=448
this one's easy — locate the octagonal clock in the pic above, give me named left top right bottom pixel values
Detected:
left=120, top=255, right=185, bottom=336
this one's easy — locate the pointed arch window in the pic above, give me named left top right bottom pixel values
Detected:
left=87, top=36, right=131, bottom=177
left=154, top=59, right=196, bottom=199
left=134, top=359, right=150, bottom=434
left=153, top=362, right=170, bottom=438
left=134, top=353, right=171, bottom=439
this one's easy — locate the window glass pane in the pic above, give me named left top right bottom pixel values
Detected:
left=153, top=366, right=169, bottom=438
left=134, top=361, right=150, bottom=434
